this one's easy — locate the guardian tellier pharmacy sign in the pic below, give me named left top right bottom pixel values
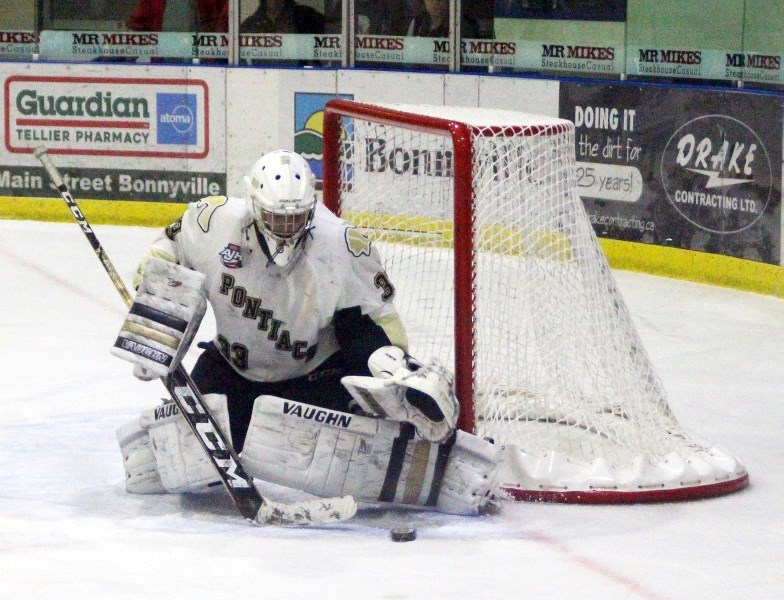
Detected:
left=5, top=75, right=209, bottom=158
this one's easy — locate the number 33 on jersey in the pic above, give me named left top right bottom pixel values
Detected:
left=142, top=194, right=405, bottom=383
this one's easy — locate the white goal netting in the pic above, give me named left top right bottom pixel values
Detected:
left=323, top=101, right=748, bottom=502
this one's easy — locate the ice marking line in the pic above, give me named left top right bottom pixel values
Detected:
left=0, top=240, right=125, bottom=316
left=0, top=233, right=203, bottom=362
left=526, top=527, right=670, bottom=600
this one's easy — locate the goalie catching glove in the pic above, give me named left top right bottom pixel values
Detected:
left=111, top=257, right=207, bottom=379
left=341, top=346, right=459, bottom=443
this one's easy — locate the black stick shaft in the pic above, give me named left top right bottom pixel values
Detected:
left=34, top=146, right=263, bottom=521
left=35, top=147, right=134, bottom=307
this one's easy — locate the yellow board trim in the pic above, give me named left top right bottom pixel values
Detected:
left=0, top=196, right=186, bottom=227
left=599, top=238, right=784, bottom=299
left=2, top=196, right=782, bottom=298
left=343, top=210, right=573, bottom=259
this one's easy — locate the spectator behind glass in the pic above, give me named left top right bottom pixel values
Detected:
left=127, top=0, right=228, bottom=32
left=241, top=0, right=325, bottom=33
left=407, top=0, right=478, bottom=38
left=324, top=1, right=409, bottom=36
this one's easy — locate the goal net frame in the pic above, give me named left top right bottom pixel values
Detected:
left=321, top=99, right=749, bottom=503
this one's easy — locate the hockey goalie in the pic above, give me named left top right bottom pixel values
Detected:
left=113, top=149, right=502, bottom=518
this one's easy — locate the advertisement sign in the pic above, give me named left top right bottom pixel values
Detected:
left=294, top=91, right=353, bottom=186
left=355, top=35, right=420, bottom=65
left=626, top=46, right=736, bottom=81
left=510, top=40, right=623, bottom=75
left=353, top=35, right=624, bottom=74
left=560, top=82, right=781, bottom=264
left=37, top=31, right=342, bottom=64
left=0, top=31, right=38, bottom=60
left=723, top=51, right=784, bottom=86
left=6, top=75, right=209, bottom=158
left=622, top=46, right=784, bottom=85
left=38, top=31, right=229, bottom=62
left=0, top=166, right=222, bottom=201
left=1, top=66, right=225, bottom=203
left=241, top=34, right=341, bottom=63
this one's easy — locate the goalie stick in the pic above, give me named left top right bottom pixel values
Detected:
left=34, top=146, right=356, bottom=527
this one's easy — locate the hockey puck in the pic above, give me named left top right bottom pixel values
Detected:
left=390, top=527, right=417, bottom=542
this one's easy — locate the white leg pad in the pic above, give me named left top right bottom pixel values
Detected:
left=116, top=418, right=166, bottom=494
left=436, top=428, right=504, bottom=515
left=119, top=394, right=231, bottom=494
left=142, top=394, right=230, bottom=493
left=241, top=396, right=503, bottom=515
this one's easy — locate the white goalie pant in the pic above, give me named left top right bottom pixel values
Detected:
left=116, top=394, right=230, bottom=494
left=241, top=396, right=504, bottom=515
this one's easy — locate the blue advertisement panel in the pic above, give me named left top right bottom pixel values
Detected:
left=559, top=82, right=782, bottom=264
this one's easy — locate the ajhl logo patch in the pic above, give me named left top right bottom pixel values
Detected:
left=157, top=93, right=197, bottom=145
left=219, top=243, right=243, bottom=268
left=660, top=114, right=772, bottom=234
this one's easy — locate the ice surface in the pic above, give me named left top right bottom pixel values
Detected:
left=1, top=220, right=782, bottom=599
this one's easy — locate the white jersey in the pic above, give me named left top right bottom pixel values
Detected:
left=150, top=196, right=401, bottom=382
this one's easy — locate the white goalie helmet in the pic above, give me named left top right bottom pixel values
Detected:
left=244, top=150, right=317, bottom=266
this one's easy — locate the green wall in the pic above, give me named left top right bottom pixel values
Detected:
left=625, top=0, right=745, bottom=48
left=494, top=19, right=624, bottom=46
left=743, top=0, right=784, bottom=51
left=496, top=1, right=784, bottom=54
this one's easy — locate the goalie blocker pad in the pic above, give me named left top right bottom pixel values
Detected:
left=111, top=257, right=207, bottom=378
left=241, top=396, right=503, bottom=515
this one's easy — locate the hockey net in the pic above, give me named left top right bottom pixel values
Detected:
left=322, top=99, right=748, bottom=502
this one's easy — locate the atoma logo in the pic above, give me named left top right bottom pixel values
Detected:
left=157, top=93, right=197, bottom=145
left=164, top=104, right=194, bottom=132
left=660, top=115, right=771, bottom=234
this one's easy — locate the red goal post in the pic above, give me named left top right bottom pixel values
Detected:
left=324, top=100, right=482, bottom=433
left=321, top=99, right=749, bottom=503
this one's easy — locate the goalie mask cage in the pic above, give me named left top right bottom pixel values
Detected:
left=322, top=99, right=748, bottom=503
